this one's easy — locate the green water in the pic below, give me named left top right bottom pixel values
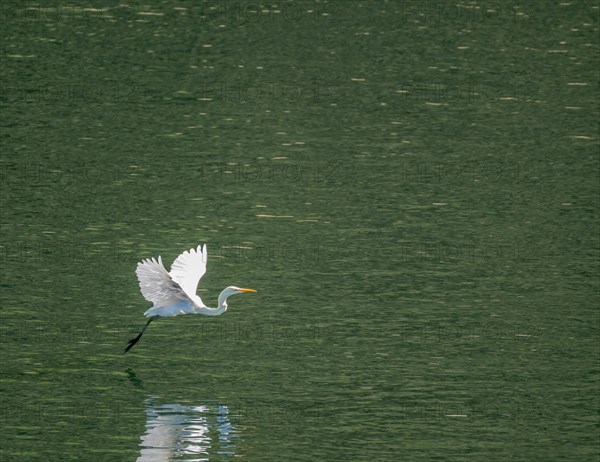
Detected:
left=1, top=2, right=598, bottom=461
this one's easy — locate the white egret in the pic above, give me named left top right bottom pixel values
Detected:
left=125, top=244, right=256, bottom=353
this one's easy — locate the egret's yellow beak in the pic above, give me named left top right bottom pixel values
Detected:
left=239, top=288, right=257, bottom=293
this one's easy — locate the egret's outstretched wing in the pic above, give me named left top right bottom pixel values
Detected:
left=136, top=256, right=190, bottom=307
left=169, top=244, right=207, bottom=301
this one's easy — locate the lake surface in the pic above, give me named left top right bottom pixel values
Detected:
left=1, top=2, right=598, bottom=461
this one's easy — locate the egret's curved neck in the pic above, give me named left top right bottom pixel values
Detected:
left=217, top=289, right=231, bottom=311
left=193, top=289, right=232, bottom=316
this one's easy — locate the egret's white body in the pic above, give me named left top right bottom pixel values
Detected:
left=125, top=244, right=256, bottom=352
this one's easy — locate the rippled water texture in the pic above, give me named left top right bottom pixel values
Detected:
left=1, top=2, right=598, bottom=461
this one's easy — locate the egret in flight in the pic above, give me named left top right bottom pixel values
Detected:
left=125, top=244, right=256, bottom=353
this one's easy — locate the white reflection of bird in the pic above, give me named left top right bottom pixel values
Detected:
left=125, top=244, right=256, bottom=353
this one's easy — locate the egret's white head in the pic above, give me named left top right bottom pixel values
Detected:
left=218, top=286, right=256, bottom=308
left=228, top=286, right=257, bottom=295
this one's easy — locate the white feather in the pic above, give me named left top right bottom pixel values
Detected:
left=169, top=244, right=207, bottom=302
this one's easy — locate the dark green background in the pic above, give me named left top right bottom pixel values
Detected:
left=1, top=2, right=598, bottom=461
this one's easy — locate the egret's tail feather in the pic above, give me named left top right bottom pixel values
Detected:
left=124, top=317, right=156, bottom=354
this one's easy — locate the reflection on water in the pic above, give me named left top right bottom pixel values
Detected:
left=137, top=397, right=237, bottom=462
left=126, top=370, right=237, bottom=461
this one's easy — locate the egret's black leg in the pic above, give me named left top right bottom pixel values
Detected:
left=124, top=317, right=158, bottom=353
